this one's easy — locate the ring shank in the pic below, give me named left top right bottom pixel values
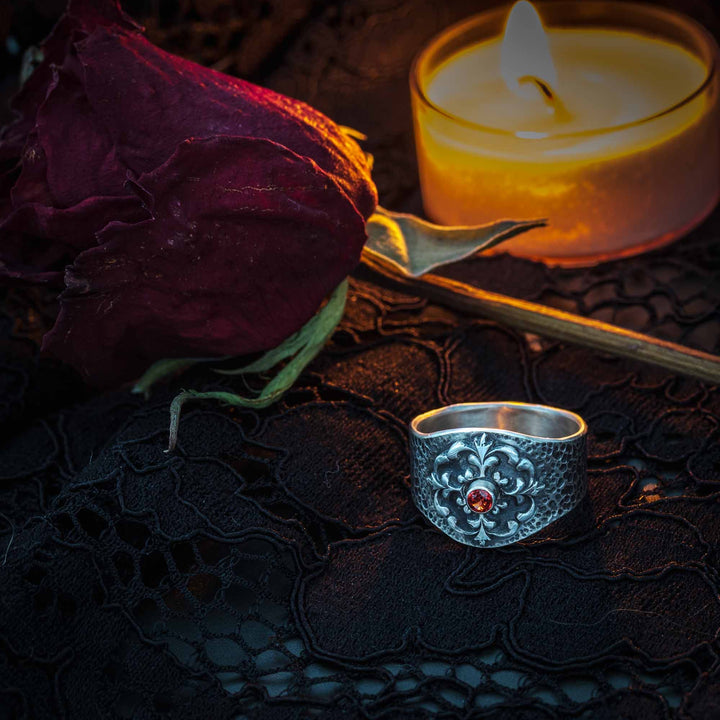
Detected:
left=410, top=403, right=588, bottom=547
left=412, top=402, right=585, bottom=440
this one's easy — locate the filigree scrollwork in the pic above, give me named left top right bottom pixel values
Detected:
left=428, top=434, right=544, bottom=545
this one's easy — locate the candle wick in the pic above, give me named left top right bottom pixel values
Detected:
left=519, top=75, right=555, bottom=101
left=518, top=75, right=572, bottom=121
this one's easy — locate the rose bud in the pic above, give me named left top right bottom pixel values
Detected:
left=0, top=0, right=376, bottom=387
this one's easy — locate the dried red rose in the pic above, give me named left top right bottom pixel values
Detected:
left=0, top=0, right=376, bottom=386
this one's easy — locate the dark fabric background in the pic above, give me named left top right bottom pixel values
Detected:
left=2, top=1, right=720, bottom=718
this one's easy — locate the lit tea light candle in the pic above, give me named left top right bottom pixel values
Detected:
left=411, top=1, right=720, bottom=264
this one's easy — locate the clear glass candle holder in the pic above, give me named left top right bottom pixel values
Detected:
left=411, top=2, right=720, bottom=266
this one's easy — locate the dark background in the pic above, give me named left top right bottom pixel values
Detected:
left=3, top=2, right=720, bottom=719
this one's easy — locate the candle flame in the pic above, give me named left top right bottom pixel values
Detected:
left=501, top=1, right=557, bottom=101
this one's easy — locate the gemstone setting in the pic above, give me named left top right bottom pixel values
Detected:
left=466, top=487, right=493, bottom=513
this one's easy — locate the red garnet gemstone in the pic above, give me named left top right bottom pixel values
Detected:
left=467, top=488, right=493, bottom=513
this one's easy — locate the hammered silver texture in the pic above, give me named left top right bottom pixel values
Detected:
left=411, top=430, right=587, bottom=547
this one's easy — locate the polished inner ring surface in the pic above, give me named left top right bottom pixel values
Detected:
left=412, top=402, right=586, bottom=441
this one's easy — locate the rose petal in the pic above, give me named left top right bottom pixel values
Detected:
left=37, top=65, right=128, bottom=207
left=0, top=196, right=147, bottom=285
left=0, top=1, right=140, bottom=167
left=43, top=136, right=367, bottom=386
left=10, top=132, right=52, bottom=209
left=0, top=1, right=144, bottom=283
left=76, top=26, right=376, bottom=220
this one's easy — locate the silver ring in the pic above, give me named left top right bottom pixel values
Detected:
left=410, top=402, right=588, bottom=547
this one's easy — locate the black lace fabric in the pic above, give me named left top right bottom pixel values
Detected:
left=2, top=1, right=720, bottom=718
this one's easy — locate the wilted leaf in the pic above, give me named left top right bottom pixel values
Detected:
left=365, top=206, right=545, bottom=277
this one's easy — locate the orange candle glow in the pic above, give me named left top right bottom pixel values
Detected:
left=411, top=1, right=720, bottom=265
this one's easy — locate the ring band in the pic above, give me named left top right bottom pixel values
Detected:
left=410, top=402, right=588, bottom=547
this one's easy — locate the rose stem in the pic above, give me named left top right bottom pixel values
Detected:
left=358, top=249, right=720, bottom=385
